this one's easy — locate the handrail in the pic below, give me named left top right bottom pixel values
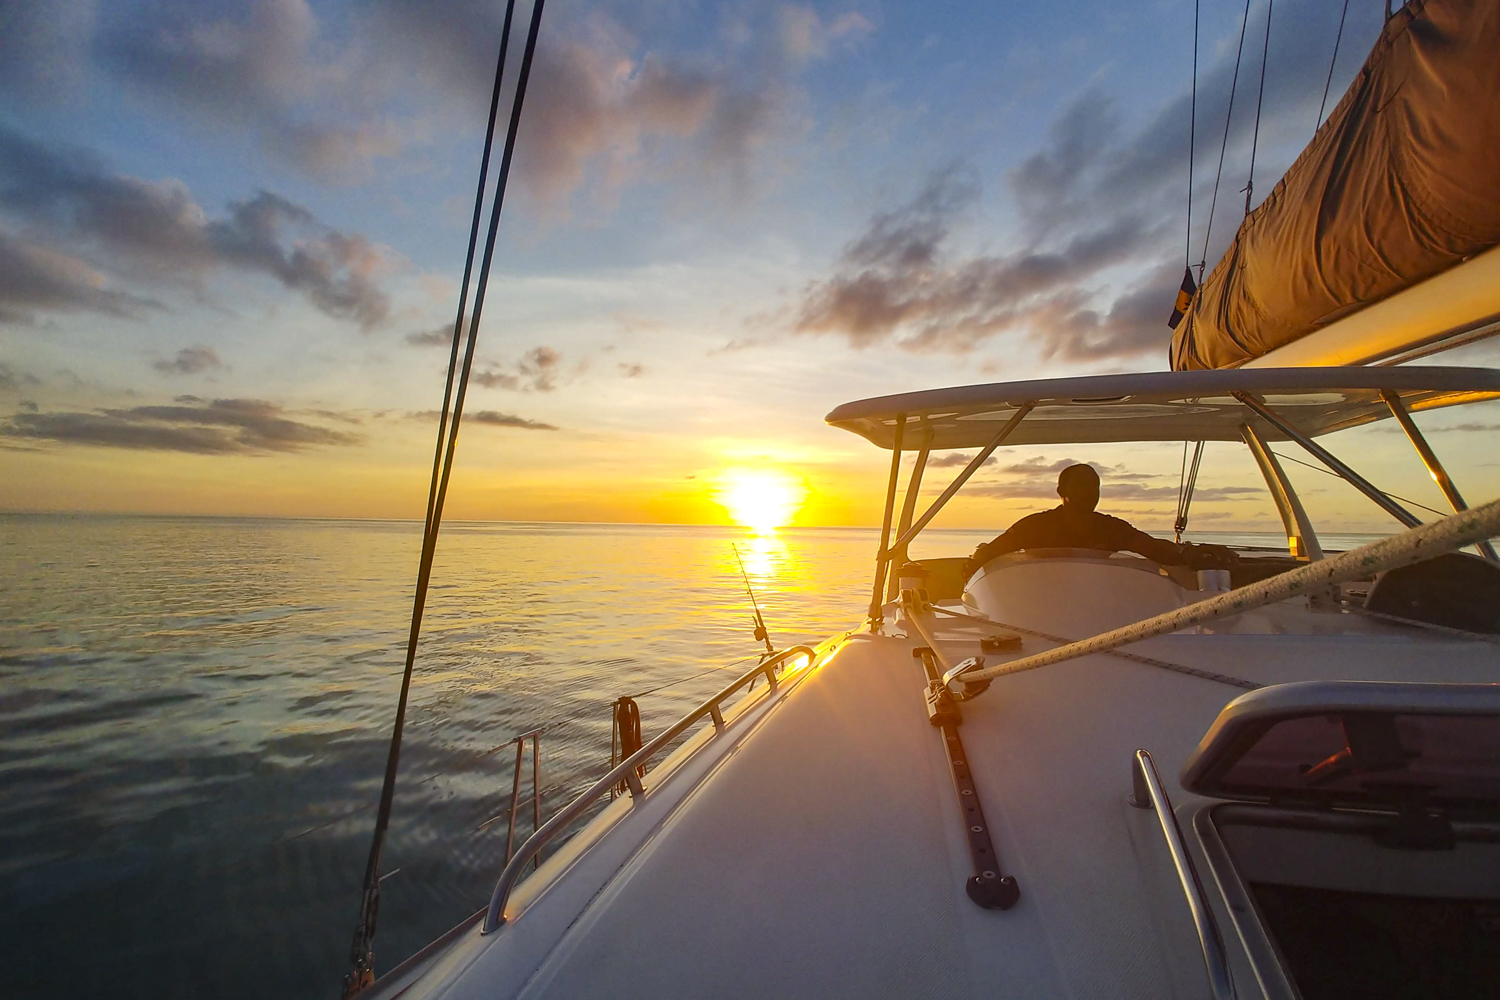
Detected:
left=481, top=644, right=817, bottom=932
left=1131, top=750, right=1236, bottom=1000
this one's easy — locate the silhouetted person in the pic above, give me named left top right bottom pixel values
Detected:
left=966, top=464, right=1233, bottom=576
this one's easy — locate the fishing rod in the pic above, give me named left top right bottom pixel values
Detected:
left=731, top=543, right=775, bottom=657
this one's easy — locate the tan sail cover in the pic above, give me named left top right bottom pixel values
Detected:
left=1171, top=0, right=1500, bottom=370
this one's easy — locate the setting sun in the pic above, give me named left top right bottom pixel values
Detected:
left=713, top=469, right=806, bottom=533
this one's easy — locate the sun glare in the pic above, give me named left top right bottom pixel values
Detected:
left=714, top=469, right=805, bottom=533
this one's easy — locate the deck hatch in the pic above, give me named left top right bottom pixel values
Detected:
left=1182, top=681, right=1500, bottom=818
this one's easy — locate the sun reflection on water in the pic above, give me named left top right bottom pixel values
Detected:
left=735, top=531, right=787, bottom=581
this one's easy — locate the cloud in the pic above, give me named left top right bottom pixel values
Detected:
left=794, top=2, right=1383, bottom=363
left=927, top=452, right=996, bottom=468
left=512, top=38, right=778, bottom=209
left=0, top=125, right=392, bottom=327
left=471, top=346, right=562, bottom=392
left=777, top=7, right=875, bottom=65
left=0, top=230, right=163, bottom=326
left=3, top=397, right=365, bottom=454
left=153, top=345, right=224, bottom=376
left=795, top=166, right=1169, bottom=359
left=406, top=324, right=454, bottom=348
left=97, top=0, right=400, bottom=180
left=409, top=408, right=557, bottom=431
left=935, top=452, right=1261, bottom=505
left=967, top=478, right=1259, bottom=503
left=0, top=364, right=43, bottom=393
left=0, top=0, right=95, bottom=100
left=361, top=3, right=827, bottom=209
left=617, top=362, right=644, bottom=378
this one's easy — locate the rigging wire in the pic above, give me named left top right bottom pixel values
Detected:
left=1316, top=0, right=1352, bottom=134
left=1200, top=0, right=1254, bottom=271
left=341, top=0, right=547, bottom=994
left=1243, top=0, right=1275, bottom=216
left=1174, top=441, right=1205, bottom=542
left=1270, top=449, right=1448, bottom=518
left=1185, top=0, right=1200, bottom=271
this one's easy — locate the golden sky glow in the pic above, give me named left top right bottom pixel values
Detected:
left=3, top=1, right=1498, bottom=534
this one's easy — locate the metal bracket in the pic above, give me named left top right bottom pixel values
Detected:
left=916, top=647, right=1019, bottom=910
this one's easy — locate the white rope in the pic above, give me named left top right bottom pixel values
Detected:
left=966, top=498, right=1500, bottom=685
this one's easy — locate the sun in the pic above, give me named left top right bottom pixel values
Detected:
left=713, top=469, right=805, bottom=533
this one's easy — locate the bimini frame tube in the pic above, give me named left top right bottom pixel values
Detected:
left=1381, top=390, right=1500, bottom=563
left=885, top=403, right=1036, bottom=559
left=887, top=430, right=934, bottom=601
left=867, top=415, right=906, bottom=628
left=1240, top=423, right=1323, bottom=562
left=1233, top=392, right=1421, bottom=528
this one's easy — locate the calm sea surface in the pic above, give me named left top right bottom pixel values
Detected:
left=0, top=515, right=1381, bottom=998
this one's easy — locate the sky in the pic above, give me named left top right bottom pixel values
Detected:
left=3, top=0, right=1498, bottom=533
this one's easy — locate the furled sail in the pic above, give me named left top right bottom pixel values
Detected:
left=1171, top=0, right=1500, bottom=371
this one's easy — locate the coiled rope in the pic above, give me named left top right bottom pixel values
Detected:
left=341, top=1, right=547, bottom=993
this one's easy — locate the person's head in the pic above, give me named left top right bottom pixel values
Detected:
left=1056, top=463, right=1100, bottom=512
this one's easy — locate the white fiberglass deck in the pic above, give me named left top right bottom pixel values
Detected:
left=381, top=568, right=1499, bottom=1000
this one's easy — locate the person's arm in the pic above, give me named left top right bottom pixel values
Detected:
left=1123, top=529, right=1187, bottom=565
left=1113, top=519, right=1238, bottom=569
left=966, top=529, right=1022, bottom=577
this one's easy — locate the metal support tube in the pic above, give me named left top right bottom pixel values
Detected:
left=1235, top=392, right=1420, bottom=528
left=887, top=403, right=1036, bottom=557
left=1131, top=751, right=1236, bottom=1000
left=1382, top=390, right=1499, bottom=562
left=504, top=739, right=524, bottom=863
left=867, top=416, right=907, bottom=628
left=1240, top=423, right=1323, bottom=562
left=530, top=735, right=540, bottom=870
left=888, top=433, right=933, bottom=601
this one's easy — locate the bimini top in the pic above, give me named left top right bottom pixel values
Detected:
left=824, top=366, right=1500, bottom=450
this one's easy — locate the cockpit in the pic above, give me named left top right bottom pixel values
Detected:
left=826, top=366, right=1500, bottom=637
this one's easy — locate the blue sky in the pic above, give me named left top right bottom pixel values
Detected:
left=8, top=0, right=1492, bottom=533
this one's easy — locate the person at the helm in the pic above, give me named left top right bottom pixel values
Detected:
left=965, top=464, right=1234, bottom=576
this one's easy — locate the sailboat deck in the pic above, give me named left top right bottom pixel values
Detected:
left=391, top=598, right=1499, bottom=1000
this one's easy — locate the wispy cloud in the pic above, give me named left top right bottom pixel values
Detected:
left=153, top=345, right=224, bottom=376
left=471, top=346, right=563, bottom=392
left=0, top=230, right=163, bottom=326
left=0, top=364, right=43, bottom=393
left=3, top=398, right=365, bottom=454
left=408, top=408, right=557, bottom=431
left=405, top=324, right=453, bottom=348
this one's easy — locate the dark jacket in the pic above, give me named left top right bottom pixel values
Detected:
left=968, top=505, right=1185, bottom=572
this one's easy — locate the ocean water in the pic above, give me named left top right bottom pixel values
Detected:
left=0, top=516, right=969, bottom=999
left=0, top=515, right=1380, bottom=998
